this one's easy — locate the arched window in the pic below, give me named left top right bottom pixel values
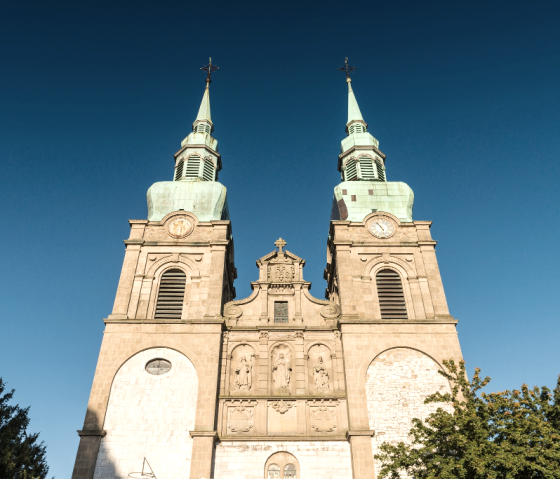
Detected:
left=376, top=159, right=386, bottom=181
left=267, top=464, right=281, bottom=479
left=376, top=269, right=407, bottom=319
left=359, top=156, right=375, bottom=180
left=185, top=155, right=201, bottom=178
left=174, top=159, right=184, bottom=181
left=345, top=159, right=357, bottom=181
left=284, top=464, right=296, bottom=478
left=154, top=269, right=186, bottom=319
left=202, top=159, right=214, bottom=181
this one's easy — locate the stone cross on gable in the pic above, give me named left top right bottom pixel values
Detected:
left=274, top=238, right=287, bottom=253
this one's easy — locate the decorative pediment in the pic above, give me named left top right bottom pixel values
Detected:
left=223, top=238, right=341, bottom=325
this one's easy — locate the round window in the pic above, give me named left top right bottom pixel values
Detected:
left=145, top=358, right=172, bottom=375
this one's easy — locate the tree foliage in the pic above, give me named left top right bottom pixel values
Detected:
left=0, top=378, right=50, bottom=479
left=375, top=359, right=560, bottom=479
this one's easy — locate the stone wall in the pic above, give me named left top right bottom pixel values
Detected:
left=213, top=441, right=353, bottom=479
left=93, top=348, right=198, bottom=479
left=366, top=348, right=451, bottom=475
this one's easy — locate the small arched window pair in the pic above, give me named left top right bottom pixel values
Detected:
left=267, top=464, right=296, bottom=478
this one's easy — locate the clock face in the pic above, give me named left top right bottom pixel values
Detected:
left=369, top=218, right=395, bottom=238
left=167, top=218, right=193, bottom=238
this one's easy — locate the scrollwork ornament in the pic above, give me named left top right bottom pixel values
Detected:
left=320, top=302, right=341, bottom=319
left=224, top=303, right=243, bottom=318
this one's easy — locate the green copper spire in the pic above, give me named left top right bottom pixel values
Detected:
left=146, top=60, right=229, bottom=222
left=195, top=82, right=212, bottom=124
left=347, top=78, right=365, bottom=126
left=330, top=58, right=414, bottom=223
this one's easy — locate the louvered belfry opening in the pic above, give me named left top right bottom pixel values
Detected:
left=376, top=269, right=408, bottom=319
left=154, top=269, right=186, bottom=319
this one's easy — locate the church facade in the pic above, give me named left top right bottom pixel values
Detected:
left=72, top=64, right=463, bottom=479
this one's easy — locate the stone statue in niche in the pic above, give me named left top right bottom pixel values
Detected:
left=234, top=356, right=253, bottom=391
left=230, top=344, right=255, bottom=393
left=272, top=353, right=292, bottom=390
left=313, top=356, right=330, bottom=392
left=307, top=344, right=333, bottom=393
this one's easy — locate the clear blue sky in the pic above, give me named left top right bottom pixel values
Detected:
left=1, top=0, right=559, bottom=477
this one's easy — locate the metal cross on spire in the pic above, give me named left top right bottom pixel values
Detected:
left=274, top=238, right=287, bottom=253
left=201, top=57, right=219, bottom=83
left=338, top=57, right=356, bottom=80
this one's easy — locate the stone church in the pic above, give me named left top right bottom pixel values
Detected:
left=72, top=63, right=463, bottom=479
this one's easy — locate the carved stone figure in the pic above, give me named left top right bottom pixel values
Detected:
left=234, top=356, right=252, bottom=391
left=313, top=356, right=330, bottom=392
left=272, top=353, right=291, bottom=389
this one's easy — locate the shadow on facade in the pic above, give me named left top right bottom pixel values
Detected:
left=71, top=407, right=116, bottom=479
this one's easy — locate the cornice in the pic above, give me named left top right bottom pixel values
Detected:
left=338, top=317, right=457, bottom=325
left=218, top=435, right=350, bottom=442
left=174, top=144, right=220, bottom=159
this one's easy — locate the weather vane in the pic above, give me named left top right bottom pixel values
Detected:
left=338, top=57, right=356, bottom=81
left=201, top=57, right=219, bottom=83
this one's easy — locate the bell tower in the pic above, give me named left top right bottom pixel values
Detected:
left=71, top=60, right=236, bottom=479
left=323, top=59, right=463, bottom=478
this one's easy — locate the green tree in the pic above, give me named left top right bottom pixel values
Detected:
left=0, top=378, right=50, bottom=479
left=375, top=359, right=560, bottom=479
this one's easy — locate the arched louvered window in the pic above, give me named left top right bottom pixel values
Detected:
left=185, top=156, right=201, bottom=178
left=376, top=269, right=408, bottom=319
left=154, top=269, right=186, bottom=319
left=359, top=157, right=375, bottom=180
left=349, top=124, right=365, bottom=134
left=202, top=159, right=214, bottom=181
left=345, top=159, right=357, bottom=181
left=174, top=159, right=184, bottom=181
left=376, top=159, right=386, bottom=181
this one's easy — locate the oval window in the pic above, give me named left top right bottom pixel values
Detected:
left=145, top=358, right=172, bottom=375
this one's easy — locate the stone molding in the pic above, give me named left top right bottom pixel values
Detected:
left=346, top=430, right=375, bottom=437
left=77, top=430, right=106, bottom=437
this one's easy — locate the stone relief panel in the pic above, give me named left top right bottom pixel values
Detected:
left=268, top=400, right=297, bottom=434
left=366, top=348, right=452, bottom=475
left=226, top=401, right=256, bottom=434
left=307, top=399, right=338, bottom=433
left=307, top=344, right=333, bottom=394
left=267, top=251, right=296, bottom=283
left=230, top=344, right=256, bottom=394
left=270, top=344, right=293, bottom=395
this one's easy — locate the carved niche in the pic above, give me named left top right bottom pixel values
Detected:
left=230, top=344, right=255, bottom=393
left=225, top=400, right=257, bottom=434
left=307, top=344, right=333, bottom=394
left=270, top=344, right=293, bottom=394
left=308, top=399, right=338, bottom=433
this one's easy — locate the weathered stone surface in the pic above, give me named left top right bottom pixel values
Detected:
left=93, top=348, right=198, bottom=479
left=366, top=348, right=452, bottom=475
